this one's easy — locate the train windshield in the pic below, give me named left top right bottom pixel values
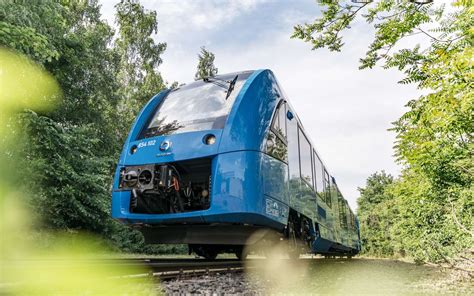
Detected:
left=140, top=71, right=253, bottom=139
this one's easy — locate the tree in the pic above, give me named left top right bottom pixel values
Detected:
left=357, top=171, right=394, bottom=214
left=195, top=46, right=218, bottom=80
left=0, top=0, right=173, bottom=253
left=115, top=0, right=167, bottom=124
left=356, top=171, right=397, bottom=257
left=1, top=0, right=119, bottom=231
left=294, top=1, right=473, bottom=263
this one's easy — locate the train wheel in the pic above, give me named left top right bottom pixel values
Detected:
left=200, top=247, right=218, bottom=260
left=235, top=248, right=248, bottom=261
left=203, top=252, right=217, bottom=260
left=192, top=245, right=218, bottom=260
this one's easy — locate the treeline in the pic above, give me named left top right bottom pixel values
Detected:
left=0, top=0, right=180, bottom=253
left=1, top=0, right=219, bottom=254
left=293, top=1, right=473, bottom=264
left=357, top=168, right=472, bottom=265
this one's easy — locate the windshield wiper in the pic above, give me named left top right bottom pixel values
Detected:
left=203, top=75, right=239, bottom=100
left=225, top=75, right=238, bottom=100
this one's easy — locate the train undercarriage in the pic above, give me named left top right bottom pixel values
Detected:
left=118, top=159, right=356, bottom=259
left=135, top=209, right=323, bottom=260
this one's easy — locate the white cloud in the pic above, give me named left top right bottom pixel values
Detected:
left=143, top=0, right=270, bottom=38
left=100, top=0, right=269, bottom=33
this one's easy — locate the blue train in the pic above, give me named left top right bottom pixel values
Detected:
left=112, top=69, right=361, bottom=259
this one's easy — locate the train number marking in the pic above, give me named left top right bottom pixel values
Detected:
left=137, top=140, right=156, bottom=149
left=265, top=198, right=280, bottom=218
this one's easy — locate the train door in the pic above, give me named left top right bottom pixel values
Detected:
left=263, top=100, right=289, bottom=205
left=297, top=127, right=316, bottom=219
left=313, top=153, right=334, bottom=242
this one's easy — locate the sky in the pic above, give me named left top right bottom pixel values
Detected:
left=100, top=0, right=423, bottom=210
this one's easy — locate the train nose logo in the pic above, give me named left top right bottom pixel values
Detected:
left=159, top=140, right=172, bottom=151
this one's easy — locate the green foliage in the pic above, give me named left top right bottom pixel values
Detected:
left=292, top=1, right=367, bottom=52
left=357, top=170, right=473, bottom=263
left=392, top=47, right=473, bottom=186
left=388, top=44, right=473, bottom=263
left=195, top=46, right=218, bottom=80
left=20, top=111, right=113, bottom=231
left=1, top=0, right=172, bottom=254
left=0, top=21, right=59, bottom=63
left=115, top=0, right=167, bottom=118
left=389, top=4, right=473, bottom=264
left=388, top=171, right=472, bottom=264
left=357, top=172, right=397, bottom=257
left=0, top=0, right=63, bottom=64
left=299, top=1, right=474, bottom=263
left=357, top=171, right=394, bottom=211
left=292, top=1, right=472, bottom=75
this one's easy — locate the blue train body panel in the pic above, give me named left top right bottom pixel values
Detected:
left=112, top=69, right=360, bottom=256
left=113, top=150, right=288, bottom=228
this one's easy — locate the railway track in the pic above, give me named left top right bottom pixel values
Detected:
left=116, top=258, right=247, bottom=280
left=0, top=258, right=250, bottom=294
left=19, top=257, right=249, bottom=280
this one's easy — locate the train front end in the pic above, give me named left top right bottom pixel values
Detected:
left=111, top=70, right=287, bottom=251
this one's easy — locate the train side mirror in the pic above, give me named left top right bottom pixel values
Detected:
left=287, top=110, right=294, bottom=120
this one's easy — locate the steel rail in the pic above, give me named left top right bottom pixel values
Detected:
left=3, top=258, right=253, bottom=281
left=0, top=258, right=251, bottom=294
left=103, top=258, right=249, bottom=280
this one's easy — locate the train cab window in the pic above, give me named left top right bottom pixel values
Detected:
left=266, top=102, right=288, bottom=161
left=272, top=108, right=281, bottom=133
left=278, top=103, right=287, bottom=137
left=270, top=102, right=287, bottom=139
left=140, top=72, right=253, bottom=139
left=313, top=151, right=324, bottom=194
left=298, top=128, right=313, bottom=187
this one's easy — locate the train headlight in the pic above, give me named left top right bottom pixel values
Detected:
left=203, top=134, right=216, bottom=145
left=130, top=145, right=137, bottom=154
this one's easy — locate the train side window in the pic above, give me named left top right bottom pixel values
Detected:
left=298, top=128, right=313, bottom=187
left=338, top=191, right=348, bottom=229
left=323, top=169, right=332, bottom=207
left=349, top=210, right=355, bottom=229
left=345, top=201, right=350, bottom=229
left=313, top=151, right=324, bottom=194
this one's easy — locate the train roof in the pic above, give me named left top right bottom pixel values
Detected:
left=178, top=70, right=256, bottom=89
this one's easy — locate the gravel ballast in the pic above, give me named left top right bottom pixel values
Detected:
left=160, top=272, right=265, bottom=295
